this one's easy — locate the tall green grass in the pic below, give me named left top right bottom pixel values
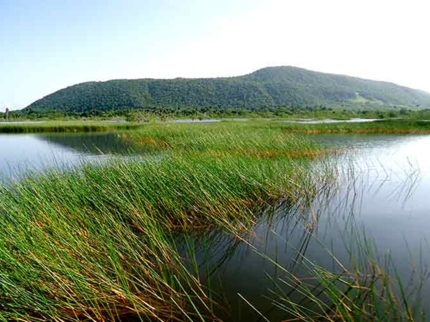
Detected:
left=280, top=119, right=430, bottom=134
left=2, top=118, right=430, bottom=135
left=121, top=121, right=324, bottom=158
left=0, top=121, right=144, bottom=133
left=0, top=121, right=325, bottom=320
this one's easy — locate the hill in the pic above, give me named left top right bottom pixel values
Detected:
left=25, top=66, right=430, bottom=112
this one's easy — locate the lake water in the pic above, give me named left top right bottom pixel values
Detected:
left=284, top=118, right=380, bottom=124
left=0, top=132, right=137, bottom=182
left=179, top=134, right=430, bottom=321
left=172, top=118, right=221, bottom=123
left=1, top=131, right=430, bottom=320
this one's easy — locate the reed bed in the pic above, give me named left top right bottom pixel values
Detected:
left=280, top=119, right=430, bottom=134
left=121, top=121, right=323, bottom=158
left=0, top=121, right=144, bottom=133
left=0, top=122, right=324, bottom=320
left=260, top=221, right=428, bottom=322
left=0, top=120, right=426, bottom=321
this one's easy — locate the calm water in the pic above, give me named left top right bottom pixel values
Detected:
left=0, top=132, right=137, bottom=182
left=172, top=118, right=221, bottom=123
left=284, top=118, right=380, bottom=124
left=180, top=134, right=430, bottom=321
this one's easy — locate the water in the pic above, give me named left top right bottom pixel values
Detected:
left=284, top=118, right=379, bottom=124
left=181, top=134, right=430, bottom=321
left=172, top=118, right=221, bottom=123
left=312, top=134, right=430, bottom=263
left=0, top=132, right=138, bottom=182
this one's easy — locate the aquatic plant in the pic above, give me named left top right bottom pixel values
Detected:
left=281, top=119, right=430, bottom=134
left=0, top=121, right=145, bottom=133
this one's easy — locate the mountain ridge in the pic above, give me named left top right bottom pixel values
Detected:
left=25, top=66, right=430, bottom=112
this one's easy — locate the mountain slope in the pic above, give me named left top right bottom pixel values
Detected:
left=25, top=66, right=430, bottom=112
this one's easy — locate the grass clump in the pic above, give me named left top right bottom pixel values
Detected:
left=121, top=121, right=324, bottom=159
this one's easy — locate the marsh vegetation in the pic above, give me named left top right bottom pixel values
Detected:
left=0, top=120, right=429, bottom=321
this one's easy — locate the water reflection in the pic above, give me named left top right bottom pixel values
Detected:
left=284, top=118, right=379, bottom=124
left=0, top=132, right=139, bottom=182
left=177, top=134, right=430, bottom=321
left=37, top=133, right=139, bottom=155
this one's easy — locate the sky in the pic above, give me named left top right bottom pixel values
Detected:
left=1, top=0, right=430, bottom=110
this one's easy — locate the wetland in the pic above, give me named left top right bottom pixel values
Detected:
left=0, top=119, right=429, bottom=321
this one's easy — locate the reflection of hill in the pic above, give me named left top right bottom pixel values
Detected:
left=36, top=133, right=139, bottom=155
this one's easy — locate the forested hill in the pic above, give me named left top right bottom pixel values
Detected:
left=25, top=66, right=430, bottom=112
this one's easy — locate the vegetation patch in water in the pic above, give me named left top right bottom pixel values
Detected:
left=0, top=122, right=324, bottom=320
left=0, top=121, right=145, bottom=133
left=281, top=119, right=430, bottom=134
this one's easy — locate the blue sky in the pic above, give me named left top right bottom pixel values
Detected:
left=1, top=0, right=430, bottom=110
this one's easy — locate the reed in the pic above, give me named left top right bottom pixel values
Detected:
left=280, top=119, right=430, bottom=134
left=0, top=121, right=144, bottom=133
left=0, top=121, right=324, bottom=320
